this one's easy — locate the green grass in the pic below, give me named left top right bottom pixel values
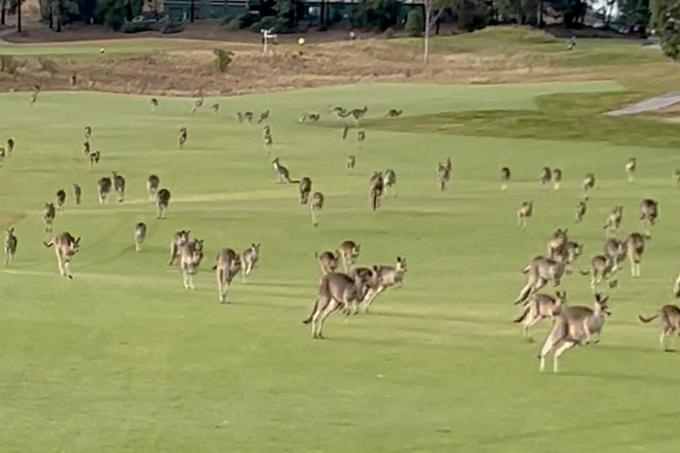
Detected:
left=3, top=82, right=680, bottom=452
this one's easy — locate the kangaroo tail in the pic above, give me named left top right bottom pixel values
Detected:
left=289, top=179, right=300, bottom=184
left=43, top=241, right=53, bottom=248
left=513, top=305, right=530, bottom=323
left=579, top=269, right=590, bottom=276
left=521, top=265, right=530, bottom=274
left=302, top=299, right=319, bottom=324
left=211, top=265, right=217, bottom=271
left=639, top=313, right=659, bottom=323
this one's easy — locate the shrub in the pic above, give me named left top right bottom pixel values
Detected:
left=0, top=55, right=19, bottom=75
left=224, top=17, right=243, bottom=31
left=213, top=49, right=234, bottom=73
left=351, top=0, right=401, bottom=31
left=37, top=57, right=59, bottom=76
left=384, top=26, right=395, bottom=38
left=405, top=9, right=423, bottom=37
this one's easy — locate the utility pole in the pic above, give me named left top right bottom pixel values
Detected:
left=190, top=0, right=195, bottom=22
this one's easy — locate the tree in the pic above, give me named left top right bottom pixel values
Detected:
left=1, top=0, right=6, bottom=26
left=617, top=0, right=651, bottom=33
left=423, top=0, right=453, bottom=64
left=659, top=0, right=680, bottom=59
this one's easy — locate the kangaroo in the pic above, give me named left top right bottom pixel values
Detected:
left=339, top=106, right=368, bottom=123
left=257, top=110, right=270, bottom=124
left=299, top=177, right=312, bottom=204
left=539, top=167, right=552, bottom=187
left=272, top=158, right=299, bottom=184
left=575, top=198, right=588, bottom=223
left=333, top=106, right=348, bottom=119
left=357, top=130, right=366, bottom=145
left=97, top=177, right=112, bottom=204
left=302, top=270, right=378, bottom=339
left=437, top=158, right=453, bottom=191
left=310, top=192, right=324, bottom=227
left=500, top=166, right=510, bottom=191
left=674, top=272, right=680, bottom=298
left=84, top=126, right=92, bottom=140
left=300, top=112, right=320, bottom=122
left=55, top=189, right=66, bottom=209
left=515, top=256, right=565, bottom=304
left=603, top=238, right=627, bottom=273
left=346, top=155, right=356, bottom=172
left=6, top=138, right=14, bottom=154
left=538, top=293, right=611, bottom=372
left=236, top=112, right=244, bottom=123
left=316, top=250, right=339, bottom=275
left=179, top=239, right=204, bottom=290
left=341, top=125, right=349, bottom=140
left=89, top=151, right=101, bottom=168
left=243, top=111, right=254, bottom=123
left=561, top=240, right=583, bottom=269
left=178, top=127, right=188, bottom=149
left=191, top=97, right=203, bottom=113
left=517, top=201, right=533, bottom=229
left=72, top=184, right=82, bottom=205
left=603, top=206, right=623, bottom=237
left=156, top=188, right=171, bottom=219
left=514, top=291, right=567, bottom=342
left=382, top=169, right=397, bottom=197
left=552, top=168, right=562, bottom=190
left=360, top=256, right=407, bottom=312
left=168, top=230, right=190, bottom=265
left=213, top=248, right=242, bottom=303
left=580, top=254, right=618, bottom=289
left=626, top=232, right=646, bottom=278
left=211, top=103, right=220, bottom=114
left=369, top=171, right=384, bottom=212
left=385, top=109, right=402, bottom=118
left=43, top=232, right=81, bottom=279
left=639, top=305, right=680, bottom=351
left=133, top=222, right=147, bottom=252
left=112, top=172, right=126, bottom=202
left=4, top=227, right=17, bottom=266
left=674, top=169, right=680, bottom=186
left=583, top=172, right=595, bottom=192
left=151, top=98, right=159, bottom=110
left=83, top=141, right=90, bottom=156
left=639, top=198, right=658, bottom=236
left=263, top=125, right=273, bottom=147
left=625, top=157, right=637, bottom=182
left=147, top=174, right=160, bottom=201
left=546, top=228, right=568, bottom=261
left=338, top=240, right=360, bottom=272
left=241, top=243, right=260, bottom=282
left=43, top=202, right=56, bottom=233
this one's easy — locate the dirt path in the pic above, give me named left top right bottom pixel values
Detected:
left=606, top=92, right=680, bottom=116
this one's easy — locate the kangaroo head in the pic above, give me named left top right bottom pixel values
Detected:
left=555, top=290, right=567, bottom=303
left=396, top=256, right=407, bottom=272
left=595, top=293, right=611, bottom=315
left=6, top=227, right=14, bottom=236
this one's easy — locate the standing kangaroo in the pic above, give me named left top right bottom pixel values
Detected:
left=603, top=238, right=627, bottom=274
left=272, top=158, right=299, bottom=184
left=582, top=172, right=595, bottom=193
left=538, top=293, right=611, bottom=373
left=603, top=206, right=623, bottom=237
left=539, top=167, right=552, bottom=188
left=639, top=305, right=680, bottom=351
left=241, top=243, right=260, bottom=282
left=500, top=166, right=510, bottom=191
left=552, top=168, right=562, bottom=190
left=626, top=232, right=647, bottom=278
left=179, top=239, right=204, bottom=290
left=515, top=256, right=565, bottom=304
left=156, top=188, right=171, bottom=219
left=299, top=177, right=312, bottom=204
left=382, top=169, right=397, bottom=197
left=147, top=174, right=160, bottom=201
left=43, top=202, right=56, bottom=233
left=178, top=127, right=188, bottom=149
left=168, top=230, right=190, bottom=265
left=44, top=232, right=81, bottom=279
left=437, top=158, right=453, bottom=191
left=97, top=177, right=112, bottom=204
left=514, top=291, right=567, bottom=342
left=575, top=198, right=588, bottom=223
left=639, top=198, right=658, bottom=237
left=133, top=222, right=147, bottom=252
left=625, top=157, right=637, bottom=183
left=4, top=227, right=18, bottom=266
left=545, top=228, right=568, bottom=261
left=112, top=171, right=126, bottom=202
left=338, top=240, right=360, bottom=272
left=360, top=256, right=407, bottom=312
left=72, top=183, right=82, bottom=205
left=310, top=192, right=324, bottom=227
left=517, top=201, right=533, bottom=229
left=55, top=189, right=66, bottom=209
left=213, top=248, right=242, bottom=303
left=369, top=171, right=384, bottom=212
left=302, top=270, right=378, bottom=339
left=316, top=250, right=339, bottom=275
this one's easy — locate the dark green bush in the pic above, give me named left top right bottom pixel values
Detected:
left=405, top=9, right=423, bottom=37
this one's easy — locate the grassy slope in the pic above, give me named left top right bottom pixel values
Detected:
left=2, top=81, right=680, bottom=452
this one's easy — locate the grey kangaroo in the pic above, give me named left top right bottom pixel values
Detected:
left=43, top=202, right=56, bottom=233
left=517, top=201, right=533, bottom=229
left=299, top=177, right=312, bottom=204
left=44, top=232, right=81, bottom=279
left=583, top=172, right=596, bottom=192
left=500, top=166, right=510, bottom=191
left=338, top=240, right=360, bottom=272
left=241, top=243, right=260, bottom=282
left=360, top=256, right=407, bottom=312
left=272, top=158, right=299, bottom=184
left=112, top=171, right=126, bottom=202
left=179, top=239, right=204, bottom=290
left=213, top=248, right=242, bottom=304
left=4, top=227, right=18, bottom=266
left=55, top=189, right=66, bottom=209
left=538, top=293, right=611, bottom=373
left=316, top=250, right=339, bottom=275
left=156, top=188, right=171, bottom=219
left=514, top=291, right=567, bottom=342
left=73, top=183, right=82, bottom=205
left=437, top=158, right=452, bottom=191
left=639, top=304, right=680, bottom=351
left=626, top=232, right=647, bottom=278
left=639, top=198, right=658, bottom=237
left=168, top=230, right=190, bottom=266
left=134, top=222, right=147, bottom=252
left=97, top=177, right=112, bottom=204
left=147, top=174, right=160, bottom=201
left=603, top=206, right=623, bottom=237
left=625, top=157, right=636, bottom=183
left=515, top=256, right=565, bottom=304
left=580, top=254, right=618, bottom=290
left=310, top=192, right=324, bottom=227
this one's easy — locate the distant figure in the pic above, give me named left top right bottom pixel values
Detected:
left=349, top=31, right=356, bottom=40
left=567, top=36, right=576, bottom=50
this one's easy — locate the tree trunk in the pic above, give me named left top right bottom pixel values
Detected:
left=17, top=0, right=21, bottom=33
left=190, top=0, right=195, bottom=22
left=423, top=4, right=430, bottom=65
left=1, top=0, right=6, bottom=26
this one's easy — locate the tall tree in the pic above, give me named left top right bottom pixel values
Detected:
left=1, top=0, right=6, bottom=26
left=659, top=0, right=680, bottom=59
left=423, top=0, right=454, bottom=64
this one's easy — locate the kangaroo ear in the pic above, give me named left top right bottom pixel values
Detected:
left=372, top=265, right=379, bottom=272
left=75, top=237, right=81, bottom=245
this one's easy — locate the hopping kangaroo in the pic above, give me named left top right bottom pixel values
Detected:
left=338, top=240, right=360, bottom=272
left=539, top=167, right=552, bottom=187
left=514, top=291, right=567, bottom=342
left=272, top=158, right=299, bottom=183
left=385, top=109, right=402, bottom=118
left=515, top=256, right=565, bottom=304
left=72, top=183, right=82, bottom=205
left=44, top=232, right=81, bottom=279
left=603, top=238, right=627, bottom=274
left=178, top=127, right=188, bottom=148
left=213, top=248, right=242, bottom=303
left=241, top=243, right=261, bottom=282
left=538, top=293, right=611, bottom=373
left=299, top=177, right=312, bottom=204
left=4, top=227, right=18, bottom=266
left=437, top=158, right=453, bottom=192
left=582, top=172, right=596, bottom=192
left=639, top=198, right=658, bottom=236
left=55, top=189, right=66, bottom=209
left=156, top=188, right=171, bottom=219
left=369, top=171, right=384, bottom=212
left=575, top=198, right=588, bottom=223
left=43, top=202, right=56, bottom=233
left=603, top=206, right=623, bottom=237
left=626, top=232, right=647, bottom=278
left=639, top=305, right=680, bottom=350
left=316, top=250, right=340, bottom=275
left=382, top=169, right=397, bottom=196
left=360, top=256, right=407, bottom=312
left=179, top=239, right=204, bottom=290
left=147, top=174, right=160, bottom=201
left=500, top=166, right=511, bottom=191
left=302, top=270, right=378, bottom=339
left=552, top=168, right=562, bottom=190
left=168, top=230, right=190, bottom=265
left=310, top=192, right=324, bottom=227
left=516, top=201, right=533, bottom=229
left=545, top=228, right=568, bottom=261
left=580, top=254, right=618, bottom=290
left=625, top=157, right=637, bottom=182
left=112, top=172, right=126, bottom=202
left=97, top=177, right=113, bottom=204
left=133, top=222, right=147, bottom=252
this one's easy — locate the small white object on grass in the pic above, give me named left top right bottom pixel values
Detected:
left=297, top=37, right=305, bottom=46
left=99, top=48, right=105, bottom=54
